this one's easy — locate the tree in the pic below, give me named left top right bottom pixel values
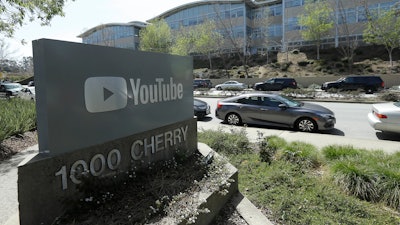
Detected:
left=0, top=39, right=17, bottom=59
left=363, top=3, right=400, bottom=67
left=139, top=19, right=172, bottom=53
left=193, top=21, right=222, bottom=70
left=213, top=6, right=269, bottom=78
left=171, top=28, right=196, bottom=56
left=333, top=0, right=361, bottom=73
left=0, top=0, right=73, bottom=37
left=172, top=20, right=222, bottom=70
left=298, top=0, right=334, bottom=60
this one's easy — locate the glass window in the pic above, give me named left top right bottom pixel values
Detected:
left=286, top=17, right=300, bottom=31
left=357, top=6, right=368, bottom=22
left=285, top=0, right=304, bottom=8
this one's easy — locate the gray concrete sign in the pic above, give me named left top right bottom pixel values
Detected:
left=18, top=39, right=197, bottom=225
left=33, top=39, right=193, bottom=156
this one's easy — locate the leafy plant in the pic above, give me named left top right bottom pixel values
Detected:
left=0, top=98, right=36, bottom=141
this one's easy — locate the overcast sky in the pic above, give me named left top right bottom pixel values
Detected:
left=5, top=0, right=194, bottom=58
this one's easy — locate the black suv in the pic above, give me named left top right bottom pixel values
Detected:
left=193, top=79, right=212, bottom=89
left=321, top=75, right=384, bottom=93
left=253, top=78, right=297, bottom=91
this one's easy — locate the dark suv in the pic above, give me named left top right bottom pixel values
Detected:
left=321, top=75, right=384, bottom=93
left=253, top=78, right=297, bottom=91
left=193, top=79, right=212, bottom=89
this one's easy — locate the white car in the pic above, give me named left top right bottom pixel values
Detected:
left=368, top=102, right=400, bottom=133
left=19, top=87, right=35, bottom=101
left=215, top=80, right=247, bottom=90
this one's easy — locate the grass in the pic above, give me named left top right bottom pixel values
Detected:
left=0, top=98, right=36, bottom=141
left=198, top=130, right=400, bottom=224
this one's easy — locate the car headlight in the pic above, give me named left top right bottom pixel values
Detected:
left=320, top=114, right=335, bottom=119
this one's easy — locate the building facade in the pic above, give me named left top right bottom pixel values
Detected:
left=77, top=21, right=148, bottom=50
left=78, top=0, right=398, bottom=54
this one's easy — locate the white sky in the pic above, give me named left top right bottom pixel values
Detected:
left=5, top=0, right=194, bottom=59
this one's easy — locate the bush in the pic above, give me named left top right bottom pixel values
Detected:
left=297, top=61, right=309, bottom=67
left=322, top=145, right=361, bottom=161
left=198, top=128, right=251, bottom=156
left=280, top=62, right=292, bottom=71
left=278, top=141, right=322, bottom=169
left=259, top=136, right=287, bottom=164
left=0, top=98, right=36, bottom=141
left=380, top=93, right=399, bottom=102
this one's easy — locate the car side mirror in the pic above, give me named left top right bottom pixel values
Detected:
left=278, top=104, right=287, bottom=109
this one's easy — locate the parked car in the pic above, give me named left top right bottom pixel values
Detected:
left=253, top=77, right=298, bottom=91
left=194, top=98, right=211, bottom=120
left=19, top=87, right=35, bottom=101
left=367, top=102, right=400, bottom=133
left=0, top=82, right=23, bottom=97
left=321, top=75, right=384, bottom=93
left=215, top=93, right=336, bottom=132
left=193, top=79, right=212, bottom=89
left=215, top=80, right=247, bottom=90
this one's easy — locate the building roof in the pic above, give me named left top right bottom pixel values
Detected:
left=77, top=21, right=149, bottom=38
left=147, top=0, right=244, bottom=22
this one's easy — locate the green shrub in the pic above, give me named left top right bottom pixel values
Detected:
left=322, top=145, right=361, bottom=161
left=279, top=141, right=322, bottom=169
left=0, top=98, right=36, bottom=141
left=259, top=136, right=286, bottom=164
left=331, top=161, right=379, bottom=202
left=198, top=128, right=251, bottom=156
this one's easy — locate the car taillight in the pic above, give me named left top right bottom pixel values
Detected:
left=381, top=81, right=385, bottom=87
left=217, top=101, right=222, bottom=109
left=374, top=111, right=387, bottom=119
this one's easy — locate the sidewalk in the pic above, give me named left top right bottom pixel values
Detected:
left=0, top=145, right=38, bottom=225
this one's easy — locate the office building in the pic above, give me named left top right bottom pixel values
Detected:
left=78, top=0, right=398, bottom=54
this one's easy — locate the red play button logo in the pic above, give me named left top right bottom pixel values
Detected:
left=84, top=77, right=128, bottom=113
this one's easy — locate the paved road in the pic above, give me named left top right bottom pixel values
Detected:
left=196, top=97, right=400, bottom=142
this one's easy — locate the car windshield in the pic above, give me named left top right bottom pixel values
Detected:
left=4, top=84, right=21, bottom=89
left=394, top=102, right=400, bottom=107
left=274, top=95, right=302, bottom=107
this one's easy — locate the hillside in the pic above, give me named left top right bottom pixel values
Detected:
left=193, top=45, right=400, bottom=79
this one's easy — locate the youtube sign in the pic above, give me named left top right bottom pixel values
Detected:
left=84, top=77, right=128, bottom=113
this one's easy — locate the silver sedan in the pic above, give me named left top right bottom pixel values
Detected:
left=368, top=102, right=400, bottom=133
left=215, top=80, right=247, bottom=91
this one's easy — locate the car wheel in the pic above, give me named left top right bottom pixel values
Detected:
left=226, top=113, right=242, bottom=126
left=295, top=117, right=317, bottom=132
left=216, top=86, right=222, bottom=90
left=365, top=87, right=374, bottom=94
left=196, top=113, right=205, bottom=120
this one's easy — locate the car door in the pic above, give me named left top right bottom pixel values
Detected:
left=262, top=79, right=281, bottom=91
left=253, top=96, right=294, bottom=127
left=234, top=96, right=264, bottom=122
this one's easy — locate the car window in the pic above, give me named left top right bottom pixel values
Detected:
left=260, top=97, right=282, bottom=107
left=394, top=102, right=400, bottom=108
left=237, top=96, right=259, bottom=105
left=265, top=79, right=274, bottom=84
left=275, top=95, right=301, bottom=107
left=344, top=77, right=354, bottom=83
